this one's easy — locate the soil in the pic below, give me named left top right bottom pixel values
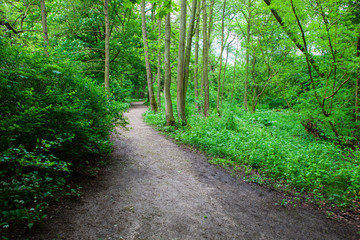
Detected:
left=25, top=102, right=359, bottom=240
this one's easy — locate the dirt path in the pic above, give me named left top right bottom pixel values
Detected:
left=28, top=102, right=358, bottom=240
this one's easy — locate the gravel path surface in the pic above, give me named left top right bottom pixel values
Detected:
left=27, top=102, right=358, bottom=240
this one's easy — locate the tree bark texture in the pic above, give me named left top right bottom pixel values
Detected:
left=141, top=0, right=158, bottom=112
left=40, top=0, right=49, bottom=57
left=104, top=0, right=110, bottom=91
left=176, top=0, right=187, bottom=124
left=207, top=0, right=215, bottom=50
left=202, top=0, right=209, bottom=117
left=216, top=0, right=227, bottom=115
left=164, top=10, right=175, bottom=126
left=356, top=30, right=360, bottom=131
left=221, top=38, right=233, bottom=107
left=183, top=0, right=198, bottom=102
left=244, top=0, right=251, bottom=111
left=157, top=17, right=162, bottom=109
left=194, top=10, right=200, bottom=111
left=231, top=41, right=239, bottom=104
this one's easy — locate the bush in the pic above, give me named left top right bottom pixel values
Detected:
left=0, top=38, right=128, bottom=236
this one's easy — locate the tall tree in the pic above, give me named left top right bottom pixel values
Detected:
left=230, top=40, right=239, bottom=104
left=356, top=30, right=360, bottom=130
left=183, top=0, right=198, bottom=101
left=40, top=0, right=49, bottom=57
left=194, top=3, right=201, bottom=111
left=176, top=0, right=187, bottom=124
left=207, top=0, right=215, bottom=49
left=244, top=0, right=252, bottom=111
left=221, top=36, right=235, bottom=107
left=141, top=0, right=158, bottom=112
left=216, top=0, right=227, bottom=115
left=164, top=4, right=175, bottom=126
left=202, top=0, right=209, bottom=117
left=104, top=0, right=110, bottom=91
left=157, top=16, right=162, bottom=109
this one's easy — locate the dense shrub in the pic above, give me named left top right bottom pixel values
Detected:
left=0, top=39, right=128, bottom=235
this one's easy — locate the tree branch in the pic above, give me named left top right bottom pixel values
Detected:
left=324, top=76, right=351, bottom=100
left=263, top=0, right=324, bottom=78
left=290, top=0, right=323, bottom=109
left=110, top=49, right=121, bottom=63
left=0, top=20, right=22, bottom=34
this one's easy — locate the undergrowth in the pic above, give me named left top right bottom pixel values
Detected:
left=144, top=107, right=360, bottom=210
left=0, top=39, right=129, bottom=238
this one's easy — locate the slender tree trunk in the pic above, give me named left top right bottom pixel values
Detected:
left=221, top=40, right=232, bottom=107
left=104, top=0, right=110, bottom=91
left=198, top=2, right=203, bottom=103
left=202, top=0, right=209, bottom=117
left=207, top=0, right=215, bottom=50
left=157, top=17, right=162, bottom=109
left=244, top=0, right=251, bottom=111
left=151, top=3, right=156, bottom=31
left=141, top=0, right=158, bottom=112
left=194, top=10, right=200, bottom=111
left=251, top=53, right=257, bottom=113
left=356, top=31, right=360, bottom=132
left=176, top=0, right=187, bottom=124
left=183, top=0, right=198, bottom=101
left=164, top=8, right=175, bottom=126
left=40, top=0, right=49, bottom=57
left=216, top=0, right=227, bottom=115
left=356, top=73, right=359, bottom=131
left=230, top=41, right=239, bottom=104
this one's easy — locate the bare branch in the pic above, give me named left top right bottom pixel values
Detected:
left=325, top=76, right=351, bottom=100
left=0, top=20, right=22, bottom=34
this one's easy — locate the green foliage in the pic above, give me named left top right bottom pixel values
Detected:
left=0, top=38, right=126, bottom=157
left=0, top=143, right=68, bottom=235
left=51, top=0, right=148, bottom=100
left=0, top=38, right=128, bottom=236
left=144, top=107, right=360, bottom=209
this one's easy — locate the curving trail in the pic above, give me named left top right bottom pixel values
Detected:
left=28, top=102, right=357, bottom=240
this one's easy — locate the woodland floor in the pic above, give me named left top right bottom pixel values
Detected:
left=25, top=102, right=359, bottom=240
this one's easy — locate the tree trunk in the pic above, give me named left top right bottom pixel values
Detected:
left=251, top=52, right=257, bottom=113
left=104, top=0, right=110, bottom=91
left=356, top=30, right=360, bottom=133
left=151, top=3, right=156, bottom=31
left=221, top=39, right=232, bottom=107
left=157, top=17, right=162, bottom=109
left=183, top=0, right=198, bottom=102
left=176, top=0, right=187, bottom=125
left=244, top=0, right=251, bottom=111
left=230, top=41, right=239, bottom=104
left=216, top=0, right=227, bottom=115
left=202, top=0, right=209, bottom=117
left=40, top=0, right=49, bottom=57
left=207, top=0, right=215, bottom=50
left=164, top=8, right=175, bottom=126
left=356, top=73, right=359, bottom=132
left=141, top=0, right=158, bottom=112
left=194, top=8, right=200, bottom=111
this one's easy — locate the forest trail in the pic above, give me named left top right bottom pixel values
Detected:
left=28, top=102, right=357, bottom=240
